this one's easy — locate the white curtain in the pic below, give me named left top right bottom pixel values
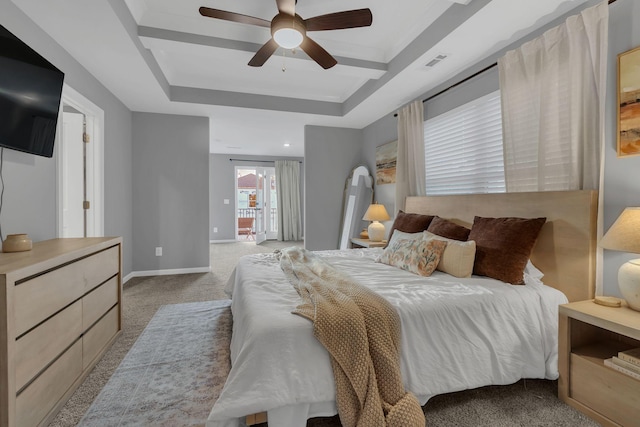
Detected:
left=395, top=100, right=426, bottom=213
left=498, top=1, right=608, bottom=295
left=275, top=160, right=302, bottom=241
left=499, top=1, right=608, bottom=192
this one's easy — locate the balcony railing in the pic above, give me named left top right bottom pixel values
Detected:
left=237, top=208, right=278, bottom=233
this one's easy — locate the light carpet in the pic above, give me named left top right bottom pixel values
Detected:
left=50, top=240, right=598, bottom=427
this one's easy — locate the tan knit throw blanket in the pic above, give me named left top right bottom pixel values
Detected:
left=278, top=247, right=425, bottom=427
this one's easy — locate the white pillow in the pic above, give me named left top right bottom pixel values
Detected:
left=386, top=230, right=424, bottom=248
left=524, top=260, right=544, bottom=279
left=423, top=231, right=476, bottom=278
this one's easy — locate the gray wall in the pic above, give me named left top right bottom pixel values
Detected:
left=0, top=2, right=134, bottom=276
left=209, top=154, right=304, bottom=241
left=362, top=63, right=500, bottom=232
left=132, top=113, right=209, bottom=271
left=602, top=0, right=640, bottom=297
left=362, top=114, right=396, bottom=237
left=360, top=0, right=640, bottom=297
left=304, top=126, right=363, bottom=251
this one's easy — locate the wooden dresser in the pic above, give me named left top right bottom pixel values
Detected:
left=0, top=237, right=122, bottom=427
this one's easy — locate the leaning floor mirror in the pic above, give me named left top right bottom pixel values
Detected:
left=338, top=165, right=374, bottom=249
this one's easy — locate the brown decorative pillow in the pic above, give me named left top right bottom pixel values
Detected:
left=427, top=216, right=470, bottom=241
left=468, top=216, right=546, bottom=285
left=386, top=211, right=435, bottom=248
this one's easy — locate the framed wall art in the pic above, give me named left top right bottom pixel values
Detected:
left=617, top=45, right=640, bottom=157
left=375, top=140, right=397, bottom=185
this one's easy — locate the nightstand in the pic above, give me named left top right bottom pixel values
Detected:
left=350, top=238, right=386, bottom=248
left=558, top=300, right=640, bottom=426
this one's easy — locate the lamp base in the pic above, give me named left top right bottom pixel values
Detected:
left=619, top=259, right=640, bottom=311
left=368, top=221, right=385, bottom=242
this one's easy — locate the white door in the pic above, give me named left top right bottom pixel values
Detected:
left=254, top=167, right=278, bottom=243
left=266, top=170, right=278, bottom=240
left=254, top=170, right=267, bottom=244
left=61, top=111, right=85, bottom=237
left=57, top=84, right=104, bottom=238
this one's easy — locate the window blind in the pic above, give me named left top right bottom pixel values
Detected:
left=424, top=91, right=505, bottom=195
left=501, top=57, right=575, bottom=192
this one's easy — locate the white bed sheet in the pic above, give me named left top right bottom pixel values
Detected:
left=206, top=248, right=568, bottom=427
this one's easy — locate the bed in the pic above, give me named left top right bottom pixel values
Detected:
left=206, top=190, right=598, bottom=427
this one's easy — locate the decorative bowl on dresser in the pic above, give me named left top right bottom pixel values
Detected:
left=0, top=237, right=123, bottom=427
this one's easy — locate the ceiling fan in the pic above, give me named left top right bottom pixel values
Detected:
left=199, top=0, right=373, bottom=69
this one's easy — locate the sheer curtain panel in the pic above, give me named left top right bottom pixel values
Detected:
left=498, top=1, right=608, bottom=192
left=275, top=160, right=302, bottom=241
left=498, top=0, right=608, bottom=295
left=395, top=100, right=426, bottom=213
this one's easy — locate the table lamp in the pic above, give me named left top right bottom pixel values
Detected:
left=600, top=207, right=640, bottom=311
left=363, top=203, right=390, bottom=242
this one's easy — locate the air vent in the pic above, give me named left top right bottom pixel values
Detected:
left=425, top=54, right=448, bottom=68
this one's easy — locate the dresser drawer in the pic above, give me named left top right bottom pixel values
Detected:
left=83, top=305, right=119, bottom=369
left=14, top=246, right=119, bottom=335
left=83, top=276, right=119, bottom=331
left=15, top=339, right=82, bottom=427
left=15, top=300, right=83, bottom=391
left=570, top=353, right=640, bottom=426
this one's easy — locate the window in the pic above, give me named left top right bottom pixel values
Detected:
left=424, top=91, right=505, bottom=195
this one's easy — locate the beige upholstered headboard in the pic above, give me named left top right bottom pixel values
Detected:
left=405, top=190, right=598, bottom=302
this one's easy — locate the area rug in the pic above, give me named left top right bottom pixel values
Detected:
left=78, top=300, right=232, bottom=427
left=77, top=297, right=597, bottom=427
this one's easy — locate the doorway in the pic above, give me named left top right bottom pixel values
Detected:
left=235, top=166, right=278, bottom=243
left=57, top=84, right=104, bottom=237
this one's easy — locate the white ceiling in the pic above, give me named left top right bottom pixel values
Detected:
left=13, top=0, right=589, bottom=157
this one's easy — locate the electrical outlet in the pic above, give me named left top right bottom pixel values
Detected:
left=155, top=247, right=162, bottom=256
left=224, top=199, right=230, bottom=205
left=213, top=227, right=218, bottom=233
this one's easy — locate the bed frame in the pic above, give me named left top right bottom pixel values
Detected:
left=405, top=190, right=598, bottom=302
left=245, top=190, right=598, bottom=425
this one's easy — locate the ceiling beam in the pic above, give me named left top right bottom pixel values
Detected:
left=171, top=86, right=343, bottom=116
left=138, top=26, right=387, bottom=73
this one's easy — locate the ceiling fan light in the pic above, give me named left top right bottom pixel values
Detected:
left=273, top=28, right=303, bottom=49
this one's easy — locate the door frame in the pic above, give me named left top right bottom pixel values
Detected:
left=56, top=84, right=105, bottom=237
left=234, top=166, right=277, bottom=243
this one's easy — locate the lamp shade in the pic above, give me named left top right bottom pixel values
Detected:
left=363, top=204, right=390, bottom=222
left=600, top=207, right=640, bottom=254
left=601, top=207, right=640, bottom=311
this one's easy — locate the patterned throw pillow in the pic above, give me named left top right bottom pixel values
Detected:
left=377, top=238, right=447, bottom=276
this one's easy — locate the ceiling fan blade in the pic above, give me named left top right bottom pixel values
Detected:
left=300, top=36, right=337, bottom=69
left=199, top=7, right=270, bottom=28
left=248, top=39, right=279, bottom=67
left=275, top=0, right=296, bottom=16
left=305, top=9, right=372, bottom=31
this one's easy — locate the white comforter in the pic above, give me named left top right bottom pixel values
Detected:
left=206, top=248, right=567, bottom=427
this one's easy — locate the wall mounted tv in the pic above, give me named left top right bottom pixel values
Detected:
left=0, top=24, right=64, bottom=158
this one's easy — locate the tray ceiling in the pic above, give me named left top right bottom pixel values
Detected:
left=12, top=0, right=589, bottom=156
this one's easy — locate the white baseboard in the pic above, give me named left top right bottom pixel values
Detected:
left=123, top=272, right=135, bottom=284
left=123, top=266, right=211, bottom=284
left=210, top=239, right=238, bottom=244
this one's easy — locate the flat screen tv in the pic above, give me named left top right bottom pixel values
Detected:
left=0, top=24, right=64, bottom=158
